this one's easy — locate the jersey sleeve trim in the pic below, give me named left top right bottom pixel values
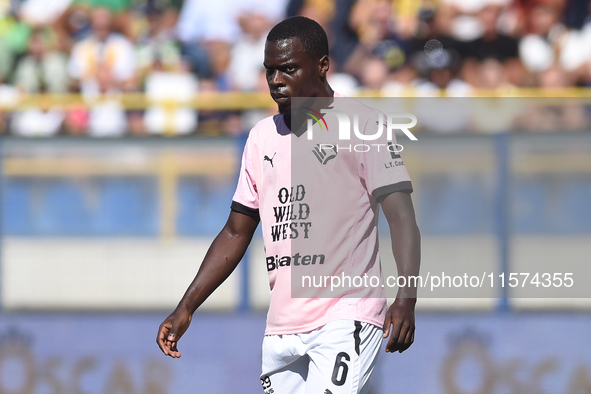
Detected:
left=373, top=181, right=413, bottom=203
left=231, top=200, right=261, bottom=221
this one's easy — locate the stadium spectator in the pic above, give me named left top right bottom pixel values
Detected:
left=286, top=0, right=334, bottom=31
left=175, top=0, right=238, bottom=80
left=471, top=4, right=519, bottom=64
left=73, top=0, right=133, bottom=38
left=64, top=6, right=135, bottom=136
left=239, top=69, right=277, bottom=131
left=130, top=3, right=187, bottom=136
left=83, top=62, right=127, bottom=137
left=329, top=0, right=360, bottom=73
left=518, top=0, right=570, bottom=82
left=580, top=8, right=591, bottom=86
left=350, top=0, right=396, bottom=46
left=0, top=6, right=32, bottom=61
left=143, top=58, right=199, bottom=136
left=556, top=2, right=591, bottom=86
left=13, top=29, right=69, bottom=94
left=564, top=0, right=591, bottom=29
left=177, top=0, right=286, bottom=84
left=403, top=2, right=472, bottom=92
left=408, top=43, right=473, bottom=96
left=228, top=11, right=272, bottom=91
left=0, top=0, right=590, bottom=137
left=0, top=3, right=19, bottom=134
left=359, top=56, right=389, bottom=90
left=0, top=63, right=18, bottom=135
left=346, top=0, right=403, bottom=80
left=52, top=3, right=92, bottom=52
left=9, top=28, right=69, bottom=137
left=135, top=3, right=183, bottom=88
left=477, top=57, right=515, bottom=90
left=0, top=39, right=14, bottom=93
left=67, top=7, right=136, bottom=94
left=462, top=4, right=523, bottom=87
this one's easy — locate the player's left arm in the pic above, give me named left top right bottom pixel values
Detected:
left=380, top=190, right=421, bottom=353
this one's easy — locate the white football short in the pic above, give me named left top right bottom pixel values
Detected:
left=260, top=320, right=383, bottom=394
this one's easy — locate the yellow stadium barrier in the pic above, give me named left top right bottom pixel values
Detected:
left=1, top=88, right=591, bottom=112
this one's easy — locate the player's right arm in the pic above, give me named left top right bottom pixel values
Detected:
left=156, top=210, right=259, bottom=358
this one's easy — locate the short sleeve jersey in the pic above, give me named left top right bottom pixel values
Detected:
left=232, top=97, right=413, bottom=335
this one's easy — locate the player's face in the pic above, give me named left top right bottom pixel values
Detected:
left=264, top=37, right=323, bottom=115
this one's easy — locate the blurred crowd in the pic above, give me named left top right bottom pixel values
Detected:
left=0, top=0, right=590, bottom=136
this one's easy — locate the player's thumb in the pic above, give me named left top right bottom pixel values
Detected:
left=382, top=315, right=391, bottom=338
left=167, top=322, right=178, bottom=341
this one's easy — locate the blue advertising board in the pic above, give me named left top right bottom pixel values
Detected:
left=0, top=313, right=590, bottom=393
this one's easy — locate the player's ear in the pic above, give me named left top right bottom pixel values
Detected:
left=318, top=55, right=329, bottom=78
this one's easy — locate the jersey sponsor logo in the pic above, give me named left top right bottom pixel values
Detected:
left=266, top=253, right=326, bottom=272
left=312, top=144, right=337, bottom=165
left=270, top=220, right=312, bottom=241
left=264, top=152, right=276, bottom=167
left=271, top=185, right=312, bottom=242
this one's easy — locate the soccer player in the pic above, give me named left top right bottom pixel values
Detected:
left=156, top=16, right=420, bottom=394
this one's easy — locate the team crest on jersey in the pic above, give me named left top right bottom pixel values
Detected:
left=312, top=144, right=337, bottom=165
left=388, top=142, right=401, bottom=159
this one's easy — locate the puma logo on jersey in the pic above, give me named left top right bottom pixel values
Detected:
left=324, top=390, right=333, bottom=394
left=264, top=153, right=276, bottom=167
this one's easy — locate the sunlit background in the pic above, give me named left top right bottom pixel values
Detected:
left=1, top=0, right=591, bottom=392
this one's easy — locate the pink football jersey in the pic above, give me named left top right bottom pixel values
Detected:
left=232, top=97, right=413, bottom=335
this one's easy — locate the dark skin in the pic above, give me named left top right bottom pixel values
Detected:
left=381, top=191, right=420, bottom=353
left=157, top=37, right=420, bottom=358
left=157, top=210, right=259, bottom=358
left=263, top=37, right=333, bottom=130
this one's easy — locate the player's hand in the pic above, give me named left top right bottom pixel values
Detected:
left=382, top=297, right=415, bottom=353
left=157, top=307, right=192, bottom=358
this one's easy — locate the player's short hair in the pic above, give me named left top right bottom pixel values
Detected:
left=266, top=16, right=329, bottom=61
